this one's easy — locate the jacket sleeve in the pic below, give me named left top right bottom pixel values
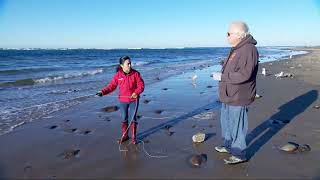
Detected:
left=134, top=72, right=144, bottom=95
left=221, top=48, right=258, bottom=85
left=101, top=73, right=118, bottom=95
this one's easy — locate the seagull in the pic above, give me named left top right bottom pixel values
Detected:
left=262, top=68, right=266, bottom=76
left=275, top=71, right=284, bottom=78
left=191, top=74, right=198, bottom=81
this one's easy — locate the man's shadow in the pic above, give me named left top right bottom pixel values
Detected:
left=246, top=90, right=318, bottom=160
left=137, top=102, right=220, bottom=141
left=0, top=163, right=5, bottom=179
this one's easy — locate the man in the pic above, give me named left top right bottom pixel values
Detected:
left=212, top=21, right=259, bottom=164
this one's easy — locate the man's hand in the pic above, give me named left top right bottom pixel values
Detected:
left=212, top=72, right=222, bottom=81
left=96, top=91, right=103, bottom=97
left=131, top=93, right=138, bottom=99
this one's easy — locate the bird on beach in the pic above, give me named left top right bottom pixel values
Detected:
left=191, top=74, right=198, bottom=81
left=191, top=74, right=198, bottom=88
left=275, top=71, right=284, bottom=78
left=262, top=68, right=266, bottom=76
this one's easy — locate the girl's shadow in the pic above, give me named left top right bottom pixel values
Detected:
left=137, top=102, right=220, bottom=141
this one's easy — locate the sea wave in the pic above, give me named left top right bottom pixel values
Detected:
left=133, top=61, right=152, bottom=66
left=0, top=68, right=104, bottom=87
left=0, top=94, right=94, bottom=136
left=0, top=67, right=59, bottom=75
left=35, top=69, right=104, bottom=84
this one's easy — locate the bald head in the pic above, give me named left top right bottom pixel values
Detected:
left=230, top=21, right=249, bottom=38
left=227, top=21, right=250, bottom=46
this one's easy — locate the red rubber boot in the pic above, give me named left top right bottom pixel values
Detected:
left=117, top=122, right=129, bottom=144
left=131, top=122, right=138, bottom=144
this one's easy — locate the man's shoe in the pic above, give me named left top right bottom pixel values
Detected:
left=223, top=156, right=246, bottom=165
left=215, top=146, right=229, bottom=153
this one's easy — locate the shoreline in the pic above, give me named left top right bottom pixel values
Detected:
left=0, top=48, right=319, bottom=179
left=0, top=47, right=307, bottom=137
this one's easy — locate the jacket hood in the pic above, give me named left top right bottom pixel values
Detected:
left=232, top=35, right=257, bottom=50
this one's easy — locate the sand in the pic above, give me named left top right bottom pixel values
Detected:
left=0, top=48, right=319, bottom=179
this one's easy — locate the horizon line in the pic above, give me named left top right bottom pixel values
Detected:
left=0, top=45, right=318, bottom=50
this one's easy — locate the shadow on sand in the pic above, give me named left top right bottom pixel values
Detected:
left=0, top=162, right=6, bottom=179
left=137, top=101, right=220, bottom=141
left=246, top=90, right=318, bottom=160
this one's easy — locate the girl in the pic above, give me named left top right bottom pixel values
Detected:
left=97, top=56, right=144, bottom=144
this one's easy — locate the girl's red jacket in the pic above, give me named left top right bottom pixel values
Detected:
left=101, top=69, right=144, bottom=102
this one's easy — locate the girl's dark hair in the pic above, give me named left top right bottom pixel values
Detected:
left=116, top=56, right=131, bottom=72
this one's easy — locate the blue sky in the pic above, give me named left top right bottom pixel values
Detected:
left=0, top=0, right=319, bottom=48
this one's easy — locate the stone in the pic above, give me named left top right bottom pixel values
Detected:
left=192, top=133, right=206, bottom=143
left=103, top=106, right=119, bottom=113
left=298, top=144, right=311, bottom=152
left=188, top=154, right=207, bottom=167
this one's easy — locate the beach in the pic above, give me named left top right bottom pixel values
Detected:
left=0, top=48, right=319, bottom=179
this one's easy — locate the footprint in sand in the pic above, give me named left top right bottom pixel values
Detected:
left=154, top=109, right=164, bottom=114
left=49, top=125, right=58, bottom=130
left=102, top=116, right=111, bottom=122
left=23, top=165, right=32, bottom=172
left=102, top=106, right=119, bottom=113
left=162, top=128, right=174, bottom=136
left=166, top=131, right=174, bottom=136
left=143, top=139, right=150, bottom=143
left=81, top=130, right=92, bottom=135
left=64, top=128, right=77, bottom=133
left=47, top=175, right=57, bottom=179
left=60, top=149, right=80, bottom=159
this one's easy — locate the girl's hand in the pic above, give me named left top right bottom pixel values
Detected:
left=96, top=91, right=103, bottom=97
left=131, top=93, right=138, bottom=99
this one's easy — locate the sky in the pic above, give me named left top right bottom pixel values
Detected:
left=0, top=0, right=320, bottom=49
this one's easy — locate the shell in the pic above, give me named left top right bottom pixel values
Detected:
left=280, top=142, right=299, bottom=152
left=192, top=133, right=206, bottom=143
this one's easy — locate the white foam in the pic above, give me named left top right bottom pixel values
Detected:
left=34, top=69, right=104, bottom=84
left=259, top=49, right=308, bottom=63
left=133, top=61, right=150, bottom=66
left=0, top=94, right=94, bottom=136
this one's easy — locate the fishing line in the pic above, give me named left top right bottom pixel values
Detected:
left=117, top=99, right=169, bottom=158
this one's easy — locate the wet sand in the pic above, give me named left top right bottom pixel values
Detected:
left=0, top=48, right=320, bottom=179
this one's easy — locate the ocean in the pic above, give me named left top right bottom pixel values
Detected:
left=0, top=47, right=307, bottom=136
